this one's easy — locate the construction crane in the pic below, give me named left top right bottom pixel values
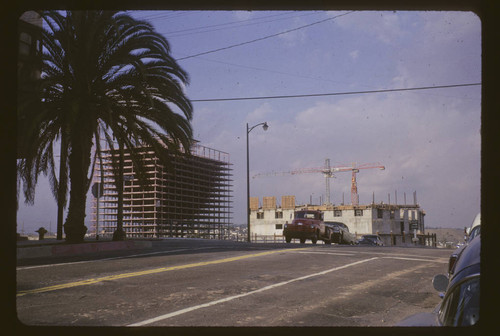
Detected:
left=252, top=159, right=385, bottom=206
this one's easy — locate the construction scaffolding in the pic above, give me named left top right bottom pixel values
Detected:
left=91, top=142, right=233, bottom=239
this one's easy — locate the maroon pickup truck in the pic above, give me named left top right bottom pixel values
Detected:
left=283, top=209, right=332, bottom=244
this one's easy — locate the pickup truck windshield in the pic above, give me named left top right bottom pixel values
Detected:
left=295, top=211, right=319, bottom=219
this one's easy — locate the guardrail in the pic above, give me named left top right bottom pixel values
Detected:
left=250, top=234, right=286, bottom=243
left=231, top=232, right=438, bottom=246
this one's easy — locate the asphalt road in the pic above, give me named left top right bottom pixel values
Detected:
left=16, top=239, right=452, bottom=327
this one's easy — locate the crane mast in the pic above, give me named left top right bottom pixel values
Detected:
left=324, top=159, right=332, bottom=205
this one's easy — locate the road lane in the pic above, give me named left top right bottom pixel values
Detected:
left=16, top=242, right=452, bottom=326
left=144, top=251, right=448, bottom=326
left=16, top=247, right=216, bottom=270
left=17, top=247, right=306, bottom=297
left=128, top=257, right=379, bottom=326
left=16, top=243, right=307, bottom=293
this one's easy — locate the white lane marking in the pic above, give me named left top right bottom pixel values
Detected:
left=16, top=247, right=219, bottom=270
left=382, top=256, right=448, bottom=263
left=127, top=257, right=379, bottom=327
left=338, top=249, right=450, bottom=259
left=294, top=251, right=356, bottom=256
left=294, top=251, right=448, bottom=263
left=291, top=250, right=446, bottom=262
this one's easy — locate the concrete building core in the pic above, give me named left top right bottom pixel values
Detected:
left=250, top=195, right=425, bottom=243
left=92, top=142, right=233, bottom=239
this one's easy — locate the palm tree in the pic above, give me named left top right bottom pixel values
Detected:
left=18, top=83, right=70, bottom=242
left=20, top=10, right=193, bottom=243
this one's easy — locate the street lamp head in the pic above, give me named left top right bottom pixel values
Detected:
left=262, top=122, right=269, bottom=131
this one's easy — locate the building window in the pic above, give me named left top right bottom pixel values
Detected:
left=354, top=209, right=363, bottom=216
left=334, top=210, right=342, bottom=217
left=377, top=209, right=383, bottom=218
left=275, top=211, right=283, bottom=219
left=390, top=210, right=395, bottom=219
left=275, top=224, right=283, bottom=230
left=257, top=212, right=264, bottom=219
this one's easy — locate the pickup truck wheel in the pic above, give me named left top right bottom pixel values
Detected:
left=311, top=232, right=318, bottom=244
left=285, top=236, right=291, bottom=243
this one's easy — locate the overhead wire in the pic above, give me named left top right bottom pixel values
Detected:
left=190, top=83, right=481, bottom=102
left=184, top=56, right=481, bottom=101
left=162, top=12, right=296, bottom=35
left=131, top=12, right=480, bottom=103
left=135, top=11, right=356, bottom=87
left=131, top=11, right=201, bottom=21
left=180, top=55, right=371, bottom=87
left=164, top=11, right=323, bottom=38
left=177, top=11, right=354, bottom=61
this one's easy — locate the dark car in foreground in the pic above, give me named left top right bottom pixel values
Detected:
left=324, top=221, right=356, bottom=245
left=356, top=234, right=384, bottom=246
left=448, top=213, right=480, bottom=277
left=397, top=234, right=480, bottom=326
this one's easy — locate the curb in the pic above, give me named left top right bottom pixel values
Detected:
left=17, top=240, right=152, bottom=260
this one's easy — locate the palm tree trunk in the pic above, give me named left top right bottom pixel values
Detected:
left=113, top=141, right=126, bottom=241
left=57, top=133, right=67, bottom=240
left=64, top=134, right=92, bottom=243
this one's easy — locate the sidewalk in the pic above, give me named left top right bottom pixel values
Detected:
left=17, top=237, right=153, bottom=260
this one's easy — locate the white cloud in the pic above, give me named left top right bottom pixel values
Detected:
left=247, top=103, right=273, bottom=123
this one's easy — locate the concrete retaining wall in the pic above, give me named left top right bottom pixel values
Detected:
left=17, top=240, right=152, bottom=259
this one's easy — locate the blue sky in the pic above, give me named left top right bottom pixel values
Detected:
left=17, top=10, right=481, bottom=234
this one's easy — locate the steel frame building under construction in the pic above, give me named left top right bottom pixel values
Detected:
left=91, top=142, right=233, bottom=239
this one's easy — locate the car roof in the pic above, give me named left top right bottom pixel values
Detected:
left=471, top=213, right=480, bottom=229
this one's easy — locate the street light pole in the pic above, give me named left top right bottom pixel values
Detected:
left=246, top=123, right=250, bottom=242
left=246, top=122, right=269, bottom=242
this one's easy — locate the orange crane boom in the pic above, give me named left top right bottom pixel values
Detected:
left=253, top=160, right=385, bottom=205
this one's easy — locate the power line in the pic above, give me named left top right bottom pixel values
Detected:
left=190, top=83, right=481, bottom=102
left=162, top=12, right=298, bottom=36
left=131, top=11, right=201, bottom=22
left=165, top=12, right=323, bottom=38
left=184, top=55, right=369, bottom=87
left=178, top=11, right=354, bottom=61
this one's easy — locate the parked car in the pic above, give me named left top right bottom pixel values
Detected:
left=324, top=221, right=356, bottom=245
left=448, top=213, right=480, bottom=277
left=356, top=234, right=384, bottom=246
left=397, top=233, right=480, bottom=326
left=467, top=213, right=481, bottom=241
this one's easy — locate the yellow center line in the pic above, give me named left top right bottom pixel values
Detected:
left=17, top=247, right=307, bottom=297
